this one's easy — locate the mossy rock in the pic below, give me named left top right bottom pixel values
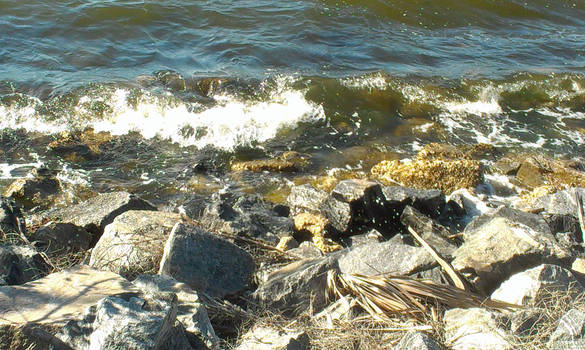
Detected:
left=231, top=151, right=311, bottom=173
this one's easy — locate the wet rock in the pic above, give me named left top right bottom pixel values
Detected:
left=253, top=255, right=339, bottom=316
left=236, top=326, right=309, bottom=350
left=381, top=186, right=445, bottom=218
left=159, top=223, right=254, bottom=299
left=515, top=155, right=585, bottom=190
left=0, top=197, right=26, bottom=236
left=491, top=264, right=584, bottom=306
left=90, top=210, right=185, bottom=279
left=493, top=157, right=522, bottom=176
left=0, top=265, right=139, bottom=326
left=337, top=237, right=435, bottom=276
left=416, top=143, right=498, bottom=161
left=0, top=245, right=51, bottom=285
left=200, top=189, right=293, bottom=244
left=32, top=222, right=92, bottom=255
left=393, top=331, right=444, bottom=350
left=444, top=308, right=513, bottom=350
left=452, top=207, right=571, bottom=294
left=47, top=129, right=112, bottom=162
left=4, top=167, right=62, bottom=210
left=231, top=151, right=311, bottom=173
left=286, top=184, right=329, bottom=216
left=133, top=274, right=219, bottom=350
left=548, top=309, right=585, bottom=350
left=400, top=206, right=457, bottom=258
left=36, top=191, right=157, bottom=240
left=371, top=158, right=483, bottom=194
left=56, top=292, right=179, bottom=350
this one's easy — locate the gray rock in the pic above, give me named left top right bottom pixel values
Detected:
left=90, top=211, right=185, bottom=279
left=200, top=190, right=293, bottom=244
left=286, top=184, right=329, bottom=216
left=393, top=332, right=444, bottom=350
left=321, top=179, right=386, bottom=234
left=338, top=238, right=435, bottom=276
left=341, top=228, right=384, bottom=247
left=491, top=264, right=584, bottom=306
left=0, top=245, right=51, bottom=285
left=382, top=186, right=445, bottom=218
left=508, top=308, right=543, bottom=336
left=56, top=292, right=179, bottom=350
left=400, top=206, right=457, bottom=258
left=452, top=207, right=571, bottom=294
left=0, top=197, right=26, bottom=235
left=133, top=274, right=218, bottom=350
left=159, top=223, right=254, bottom=299
left=36, top=191, right=156, bottom=238
left=444, top=308, right=513, bottom=350
left=529, top=187, right=585, bottom=218
left=549, top=309, right=585, bottom=350
left=253, top=256, right=339, bottom=316
left=288, top=241, right=324, bottom=259
left=236, top=326, right=309, bottom=350
left=32, top=222, right=92, bottom=255
left=313, top=295, right=360, bottom=328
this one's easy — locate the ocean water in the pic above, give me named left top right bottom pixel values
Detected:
left=1, top=0, right=585, bottom=206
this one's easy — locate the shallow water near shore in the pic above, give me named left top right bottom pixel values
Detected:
left=1, top=0, right=585, bottom=207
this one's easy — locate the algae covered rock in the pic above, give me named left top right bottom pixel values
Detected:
left=4, top=167, right=62, bottom=210
left=371, top=158, right=483, bottom=194
left=231, top=151, right=310, bottom=173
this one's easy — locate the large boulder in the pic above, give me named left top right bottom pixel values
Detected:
left=56, top=293, right=181, bottom=350
left=90, top=211, right=185, bottom=279
left=35, top=191, right=156, bottom=240
left=199, top=190, right=293, bottom=244
left=444, top=308, right=513, bottom=350
left=491, top=264, right=584, bottom=306
left=452, top=207, right=571, bottom=294
left=159, top=223, right=254, bottom=299
left=0, top=265, right=139, bottom=326
left=31, top=222, right=92, bottom=256
left=0, top=245, right=51, bottom=285
left=133, top=274, right=219, bottom=350
left=337, top=236, right=435, bottom=276
left=253, top=255, right=339, bottom=316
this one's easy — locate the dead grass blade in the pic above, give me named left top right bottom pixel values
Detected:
left=407, top=226, right=466, bottom=290
left=327, top=270, right=518, bottom=321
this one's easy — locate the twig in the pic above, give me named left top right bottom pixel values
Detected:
left=407, top=226, right=467, bottom=291
left=575, top=191, right=585, bottom=244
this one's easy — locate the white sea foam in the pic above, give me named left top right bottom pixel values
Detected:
left=444, top=99, right=502, bottom=115
left=0, top=84, right=325, bottom=151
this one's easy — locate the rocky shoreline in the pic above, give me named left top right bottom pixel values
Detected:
left=2, top=143, right=585, bottom=349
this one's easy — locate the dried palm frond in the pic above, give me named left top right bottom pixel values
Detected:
left=327, top=270, right=518, bottom=321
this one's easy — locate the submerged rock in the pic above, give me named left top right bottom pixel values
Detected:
left=231, top=151, right=311, bottom=173
left=159, top=223, right=254, bottom=299
left=90, top=210, right=185, bottom=279
left=452, top=207, right=571, bottom=294
left=4, top=167, right=62, bottom=210
left=47, top=128, right=113, bottom=162
left=371, top=158, right=483, bottom=194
